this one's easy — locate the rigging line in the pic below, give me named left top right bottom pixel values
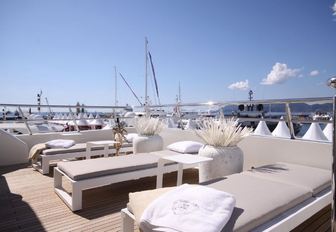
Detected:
left=148, top=51, right=160, bottom=105
left=119, top=73, right=143, bottom=106
left=147, top=52, right=157, bottom=105
left=148, top=65, right=157, bottom=105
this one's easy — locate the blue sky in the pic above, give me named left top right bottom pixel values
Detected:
left=1, top=0, right=336, bottom=107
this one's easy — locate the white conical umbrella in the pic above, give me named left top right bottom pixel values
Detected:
left=323, top=121, right=333, bottom=142
left=60, top=114, right=67, bottom=125
left=53, top=113, right=59, bottom=124
left=254, top=120, right=272, bottom=136
left=77, top=112, right=83, bottom=119
left=86, top=113, right=94, bottom=124
left=53, top=113, right=60, bottom=120
left=185, top=119, right=197, bottom=130
left=302, top=122, right=328, bottom=141
left=272, top=117, right=290, bottom=138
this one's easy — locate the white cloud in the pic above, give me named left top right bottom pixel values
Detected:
left=228, top=80, right=249, bottom=90
left=310, top=70, right=319, bottom=76
left=333, top=2, right=336, bottom=15
left=261, top=63, right=300, bottom=85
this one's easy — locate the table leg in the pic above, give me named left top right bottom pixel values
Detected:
left=86, top=143, right=91, bottom=159
left=177, top=163, right=183, bottom=186
left=156, top=159, right=165, bottom=189
left=104, top=144, right=108, bottom=157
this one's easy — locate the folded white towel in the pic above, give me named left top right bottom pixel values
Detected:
left=140, top=184, right=235, bottom=232
left=46, top=139, right=75, bottom=149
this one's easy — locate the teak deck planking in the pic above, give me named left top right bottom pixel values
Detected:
left=0, top=164, right=331, bottom=232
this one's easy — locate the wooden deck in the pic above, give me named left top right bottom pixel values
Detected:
left=292, top=205, right=331, bottom=232
left=0, top=164, right=199, bottom=232
left=0, top=164, right=331, bottom=232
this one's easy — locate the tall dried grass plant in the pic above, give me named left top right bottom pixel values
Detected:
left=134, top=117, right=165, bottom=136
left=196, top=117, right=252, bottom=147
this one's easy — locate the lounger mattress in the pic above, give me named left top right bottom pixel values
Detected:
left=207, top=174, right=311, bottom=232
left=128, top=172, right=312, bottom=232
left=243, top=162, right=331, bottom=195
left=58, top=154, right=161, bottom=181
left=43, top=142, right=132, bottom=156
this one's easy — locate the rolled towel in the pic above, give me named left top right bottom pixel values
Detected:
left=140, top=184, right=236, bottom=232
left=29, top=143, right=47, bottom=162
left=46, top=139, right=75, bottom=149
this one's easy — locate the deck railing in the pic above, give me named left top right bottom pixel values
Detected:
left=142, top=96, right=333, bottom=139
left=0, top=103, right=128, bottom=135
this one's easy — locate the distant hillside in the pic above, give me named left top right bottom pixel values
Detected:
left=223, top=103, right=332, bottom=113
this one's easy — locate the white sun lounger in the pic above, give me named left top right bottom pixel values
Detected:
left=54, top=150, right=191, bottom=211
left=121, top=162, right=331, bottom=232
left=33, top=142, right=133, bottom=174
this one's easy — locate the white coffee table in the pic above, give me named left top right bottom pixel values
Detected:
left=156, top=154, right=212, bottom=188
left=86, top=140, right=120, bottom=159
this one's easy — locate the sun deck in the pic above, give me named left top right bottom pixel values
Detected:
left=0, top=164, right=331, bottom=232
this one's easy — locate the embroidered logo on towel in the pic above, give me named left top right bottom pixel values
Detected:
left=172, top=200, right=199, bottom=215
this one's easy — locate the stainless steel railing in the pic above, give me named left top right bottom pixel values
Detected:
left=0, top=103, right=129, bottom=135
left=143, top=96, right=333, bottom=138
left=0, top=96, right=333, bottom=136
left=142, top=96, right=332, bottom=108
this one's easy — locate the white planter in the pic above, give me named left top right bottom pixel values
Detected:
left=133, top=134, right=163, bottom=154
left=198, top=145, right=244, bottom=182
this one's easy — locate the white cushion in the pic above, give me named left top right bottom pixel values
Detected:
left=167, top=141, right=203, bottom=154
left=46, top=139, right=75, bottom=148
left=125, top=133, right=138, bottom=143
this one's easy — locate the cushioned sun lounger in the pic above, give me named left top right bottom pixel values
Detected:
left=54, top=150, right=190, bottom=211
left=33, top=142, right=133, bottom=174
left=243, top=162, right=331, bottom=196
left=122, top=162, right=331, bottom=232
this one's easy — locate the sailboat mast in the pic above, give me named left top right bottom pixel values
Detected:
left=114, top=66, right=118, bottom=106
left=114, top=66, right=117, bottom=119
left=178, top=81, right=181, bottom=103
left=144, top=37, right=149, bottom=115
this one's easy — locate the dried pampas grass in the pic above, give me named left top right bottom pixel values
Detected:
left=135, top=117, right=165, bottom=136
left=196, top=117, right=252, bottom=147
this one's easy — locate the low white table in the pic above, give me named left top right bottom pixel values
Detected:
left=86, top=140, right=120, bottom=159
left=156, top=154, right=212, bottom=188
